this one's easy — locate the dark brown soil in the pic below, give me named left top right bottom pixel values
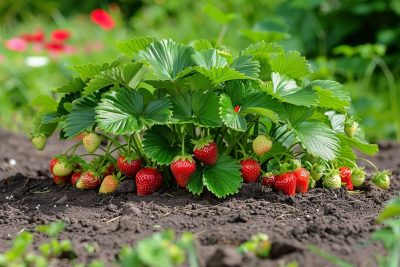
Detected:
left=0, top=130, right=399, bottom=267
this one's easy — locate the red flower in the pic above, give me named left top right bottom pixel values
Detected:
left=45, top=42, right=66, bottom=54
left=90, top=9, right=115, bottom=30
left=20, top=30, right=44, bottom=43
left=51, top=30, right=71, bottom=42
left=5, top=38, right=27, bottom=52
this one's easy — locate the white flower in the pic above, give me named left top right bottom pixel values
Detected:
left=25, top=56, right=49, bottom=68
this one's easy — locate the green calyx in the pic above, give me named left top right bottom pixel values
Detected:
left=172, top=155, right=195, bottom=164
left=191, top=137, right=214, bottom=149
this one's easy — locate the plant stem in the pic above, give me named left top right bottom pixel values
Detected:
left=216, top=24, right=229, bottom=47
left=357, top=158, right=379, bottom=172
left=98, top=141, right=112, bottom=171
left=225, top=121, right=255, bottom=155
left=64, top=142, right=81, bottom=156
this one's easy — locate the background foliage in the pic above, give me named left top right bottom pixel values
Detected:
left=1, top=0, right=399, bottom=141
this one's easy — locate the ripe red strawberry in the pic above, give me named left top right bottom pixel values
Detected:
left=252, top=135, right=273, bottom=157
left=99, top=174, right=120, bottom=193
left=76, top=171, right=100, bottom=190
left=234, top=105, right=241, bottom=113
left=170, top=156, right=196, bottom=187
left=262, top=173, right=275, bottom=187
left=71, top=172, right=81, bottom=187
left=339, top=167, right=353, bottom=190
left=240, top=158, right=261, bottom=183
left=293, top=167, right=310, bottom=193
left=53, top=175, right=70, bottom=185
left=135, top=167, right=163, bottom=196
left=83, top=132, right=102, bottom=153
left=49, top=157, right=59, bottom=175
left=117, top=155, right=143, bottom=177
left=192, top=139, right=218, bottom=166
left=274, top=172, right=296, bottom=196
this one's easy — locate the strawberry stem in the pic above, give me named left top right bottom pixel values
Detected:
left=182, top=134, right=186, bottom=155
left=64, top=142, right=81, bottom=156
left=357, top=158, right=379, bottom=172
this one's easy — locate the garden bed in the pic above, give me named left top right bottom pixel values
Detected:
left=0, top=129, right=399, bottom=267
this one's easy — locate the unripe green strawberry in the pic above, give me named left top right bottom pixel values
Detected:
left=83, top=132, right=101, bottom=153
left=323, top=171, right=341, bottom=189
left=372, top=170, right=391, bottom=190
left=252, top=135, right=272, bottom=157
left=351, top=168, right=366, bottom=187
left=53, top=161, right=73, bottom=176
left=344, top=120, right=358, bottom=138
left=32, top=134, right=47, bottom=151
left=311, top=164, right=326, bottom=181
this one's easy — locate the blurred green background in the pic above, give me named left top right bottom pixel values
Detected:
left=1, top=0, right=399, bottom=142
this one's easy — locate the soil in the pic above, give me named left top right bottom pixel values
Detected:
left=0, top=129, right=399, bottom=267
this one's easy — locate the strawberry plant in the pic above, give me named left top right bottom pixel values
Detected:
left=31, top=37, right=389, bottom=198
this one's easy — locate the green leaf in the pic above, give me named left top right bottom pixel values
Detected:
left=171, top=91, right=221, bottom=127
left=242, top=107, right=278, bottom=123
left=305, top=80, right=350, bottom=112
left=96, top=88, right=172, bottom=134
left=269, top=51, right=311, bottom=79
left=190, top=39, right=213, bottom=50
left=265, top=72, right=317, bottom=107
left=219, top=94, right=247, bottom=131
left=32, top=112, right=58, bottom=137
left=70, top=63, right=107, bottom=80
left=64, top=93, right=100, bottom=138
left=284, top=104, right=314, bottom=127
left=337, top=134, right=379, bottom=156
left=85, top=62, right=145, bottom=94
left=203, top=155, right=242, bottom=198
left=187, top=165, right=204, bottom=195
left=192, top=49, right=227, bottom=69
left=242, top=41, right=284, bottom=56
left=377, top=197, right=400, bottom=221
left=55, top=78, right=85, bottom=93
left=325, top=111, right=346, bottom=132
left=203, top=4, right=236, bottom=24
left=142, top=125, right=180, bottom=165
left=225, top=80, right=245, bottom=104
left=230, top=55, right=260, bottom=78
left=293, top=121, right=339, bottom=160
left=56, top=92, right=81, bottom=117
left=195, top=66, right=249, bottom=84
left=117, top=37, right=157, bottom=57
left=32, top=95, right=58, bottom=112
left=138, top=39, right=195, bottom=80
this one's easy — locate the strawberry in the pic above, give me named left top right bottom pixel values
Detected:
left=240, top=158, right=261, bottom=183
left=71, top=172, right=81, bottom=187
left=135, top=167, right=163, bottom=196
left=53, top=161, right=73, bottom=177
left=372, top=170, right=391, bottom=190
left=323, top=170, right=341, bottom=189
left=192, top=138, right=218, bottom=166
left=344, top=120, right=358, bottom=138
left=234, top=105, right=241, bottom=113
left=252, top=135, right=272, bottom=157
left=310, top=164, right=325, bottom=181
left=83, top=132, right=102, bottom=153
left=117, top=155, right=143, bottom=177
left=261, top=173, right=275, bottom=187
left=32, top=134, right=47, bottom=151
left=49, top=157, right=59, bottom=175
left=53, top=175, right=70, bottom=185
left=170, top=156, right=196, bottom=187
left=293, top=167, right=310, bottom=193
left=339, top=167, right=353, bottom=190
left=351, top=168, right=366, bottom=187
left=76, top=171, right=101, bottom=190
left=274, top=172, right=296, bottom=196
left=99, top=174, right=120, bottom=193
